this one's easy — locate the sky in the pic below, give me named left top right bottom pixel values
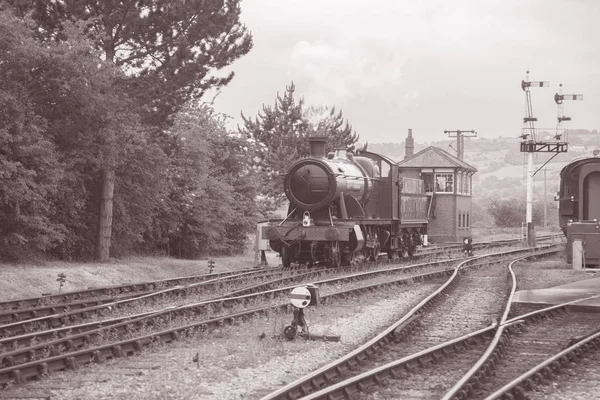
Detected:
left=207, top=0, right=600, bottom=143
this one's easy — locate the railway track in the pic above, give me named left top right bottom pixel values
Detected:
left=0, top=245, right=551, bottom=387
left=0, top=260, right=445, bottom=351
left=0, top=237, right=565, bottom=393
left=0, top=266, right=275, bottom=311
left=0, top=235, right=551, bottom=338
left=0, top=258, right=462, bottom=372
left=259, top=246, right=561, bottom=400
left=0, top=268, right=295, bottom=326
left=0, top=260, right=444, bottom=340
left=0, top=243, right=536, bottom=351
left=0, top=233, right=561, bottom=316
left=526, top=339, right=600, bottom=400
left=445, top=295, right=600, bottom=400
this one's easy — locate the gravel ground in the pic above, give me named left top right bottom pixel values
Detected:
left=527, top=349, right=600, bottom=400
left=5, top=283, right=440, bottom=400
left=342, top=259, right=512, bottom=399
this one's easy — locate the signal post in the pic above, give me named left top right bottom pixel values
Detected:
left=519, top=71, right=582, bottom=247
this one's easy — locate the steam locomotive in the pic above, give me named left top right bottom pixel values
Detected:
left=557, top=151, right=600, bottom=265
left=262, top=136, right=429, bottom=267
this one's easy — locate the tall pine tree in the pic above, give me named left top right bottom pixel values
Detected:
left=239, top=83, right=359, bottom=212
left=240, top=82, right=310, bottom=210
left=305, top=105, right=359, bottom=151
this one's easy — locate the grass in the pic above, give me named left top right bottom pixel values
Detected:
left=0, top=246, right=281, bottom=302
left=471, top=227, right=560, bottom=242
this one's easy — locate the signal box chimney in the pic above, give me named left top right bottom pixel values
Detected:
left=308, top=136, right=327, bottom=158
left=405, top=129, right=414, bottom=159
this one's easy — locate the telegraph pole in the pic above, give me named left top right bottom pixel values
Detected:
left=444, top=130, right=477, bottom=160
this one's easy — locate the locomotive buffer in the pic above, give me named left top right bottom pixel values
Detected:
left=519, top=71, right=581, bottom=247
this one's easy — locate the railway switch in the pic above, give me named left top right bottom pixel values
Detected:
left=284, top=284, right=320, bottom=340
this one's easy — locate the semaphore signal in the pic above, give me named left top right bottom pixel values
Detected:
left=518, top=71, right=583, bottom=248
left=554, top=83, right=583, bottom=141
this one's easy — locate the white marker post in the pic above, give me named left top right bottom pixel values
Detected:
left=284, top=285, right=316, bottom=340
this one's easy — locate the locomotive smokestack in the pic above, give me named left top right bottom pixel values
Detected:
left=405, top=129, right=414, bottom=159
left=308, top=136, right=327, bottom=158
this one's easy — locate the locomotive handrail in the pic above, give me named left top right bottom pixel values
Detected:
left=334, top=173, right=384, bottom=182
left=278, top=207, right=297, bottom=226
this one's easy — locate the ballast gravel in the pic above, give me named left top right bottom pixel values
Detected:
left=527, top=348, right=600, bottom=400
left=10, top=283, right=439, bottom=400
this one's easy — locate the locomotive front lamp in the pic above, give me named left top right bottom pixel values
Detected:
left=302, top=211, right=312, bottom=227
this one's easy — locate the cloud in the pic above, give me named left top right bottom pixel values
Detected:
left=289, top=40, right=406, bottom=105
left=216, top=0, right=600, bottom=142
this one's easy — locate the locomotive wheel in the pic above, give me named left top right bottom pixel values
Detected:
left=330, top=241, right=341, bottom=268
left=281, top=246, right=291, bottom=268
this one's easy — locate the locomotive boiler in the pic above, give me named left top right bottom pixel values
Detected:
left=263, top=136, right=429, bottom=267
left=557, top=151, right=600, bottom=265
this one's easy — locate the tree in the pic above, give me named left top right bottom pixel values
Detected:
left=240, top=82, right=310, bottom=210
left=8, top=0, right=254, bottom=260
left=305, top=105, right=359, bottom=151
left=486, top=198, right=544, bottom=228
left=239, top=83, right=359, bottom=212
left=152, top=103, right=260, bottom=258
left=0, top=12, right=66, bottom=259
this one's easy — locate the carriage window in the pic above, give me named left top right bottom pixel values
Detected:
left=435, top=174, right=454, bottom=193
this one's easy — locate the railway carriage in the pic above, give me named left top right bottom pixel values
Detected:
left=557, top=151, right=600, bottom=265
left=262, top=136, right=429, bottom=267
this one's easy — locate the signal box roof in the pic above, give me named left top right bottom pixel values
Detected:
left=397, top=146, right=478, bottom=172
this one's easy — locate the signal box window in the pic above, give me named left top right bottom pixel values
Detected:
left=435, top=174, right=454, bottom=193
left=422, top=173, right=435, bottom=192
